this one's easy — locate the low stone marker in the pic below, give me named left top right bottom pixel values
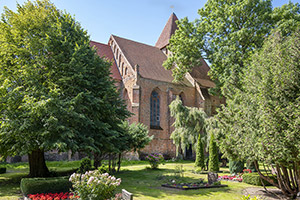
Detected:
left=208, top=172, right=218, bottom=184
left=122, top=189, right=133, bottom=200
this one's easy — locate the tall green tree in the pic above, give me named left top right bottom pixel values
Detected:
left=208, top=132, right=219, bottom=172
left=0, top=0, right=128, bottom=177
left=216, top=30, right=300, bottom=197
left=169, top=97, right=206, bottom=157
left=194, top=133, right=205, bottom=170
left=164, top=0, right=300, bottom=94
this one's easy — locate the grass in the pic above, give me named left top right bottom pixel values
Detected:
left=0, top=160, right=262, bottom=200
left=116, top=163, right=253, bottom=200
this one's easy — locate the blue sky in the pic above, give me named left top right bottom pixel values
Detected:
left=0, top=0, right=299, bottom=46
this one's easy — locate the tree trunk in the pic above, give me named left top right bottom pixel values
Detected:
left=111, top=154, right=116, bottom=173
left=93, top=152, right=102, bottom=168
left=108, top=153, right=111, bottom=172
left=28, top=149, right=50, bottom=177
left=117, top=153, right=122, bottom=172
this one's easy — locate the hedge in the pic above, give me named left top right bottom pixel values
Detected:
left=0, top=167, right=6, bottom=174
left=20, top=176, right=72, bottom=196
left=242, top=173, right=276, bottom=186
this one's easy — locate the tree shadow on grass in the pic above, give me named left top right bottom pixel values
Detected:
left=0, top=173, right=26, bottom=198
left=116, top=168, right=234, bottom=199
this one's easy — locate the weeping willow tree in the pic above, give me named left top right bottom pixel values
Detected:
left=169, top=97, right=207, bottom=157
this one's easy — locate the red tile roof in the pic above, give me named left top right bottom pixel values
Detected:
left=190, top=60, right=215, bottom=88
left=155, top=13, right=178, bottom=49
left=90, top=41, right=122, bottom=81
left=112, top=35, right=190, bottom=85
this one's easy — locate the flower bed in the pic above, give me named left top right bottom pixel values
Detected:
left=218, top=174, right=243, bottom=182
left=219, top=169, right=252, bottom=182
left=25, top=192, right=78, bottom=200
left=161, top=178, right=227, bottom=190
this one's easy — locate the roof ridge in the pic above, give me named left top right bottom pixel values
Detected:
left=112, top=34, right=158, bottom=49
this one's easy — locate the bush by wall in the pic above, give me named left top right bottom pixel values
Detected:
left=242, top=173, right=275, bottom=186
left=20, top=177, right=72, bottom=196
left=0, top=167, right=6, bottom=174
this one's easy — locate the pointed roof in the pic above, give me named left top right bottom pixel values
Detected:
left=155, top=13, right=178, bottom=49
left=90, top=41, right=122, bottom=81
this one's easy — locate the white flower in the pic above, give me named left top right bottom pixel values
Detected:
left=87, top=176, right=94, bottom=184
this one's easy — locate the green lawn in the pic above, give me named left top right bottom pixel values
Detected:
left=116, top=163, right=254, bottom=200
left=0, top=160, right=260, bottom=200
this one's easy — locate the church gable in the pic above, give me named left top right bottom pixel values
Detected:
left=90, top=41, right=122, bottom=81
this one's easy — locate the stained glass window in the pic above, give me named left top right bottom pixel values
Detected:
left=150, top=91, right=160, bottom=128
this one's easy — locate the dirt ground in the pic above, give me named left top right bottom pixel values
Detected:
left=243, top=187, right=295, bottom=200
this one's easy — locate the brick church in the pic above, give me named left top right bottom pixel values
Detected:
left=90, top=13, right=223, bottom=159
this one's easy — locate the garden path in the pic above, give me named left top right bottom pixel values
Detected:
left=243, top=187, right=290, bottom=200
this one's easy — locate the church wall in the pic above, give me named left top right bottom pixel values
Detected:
left=136, top=77, right=197, bottom=158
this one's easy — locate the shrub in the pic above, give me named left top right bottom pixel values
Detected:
left=0, top=167, right=6, bottom=174
left=208, top=133, right=219, bottom=172
left=246, top=161, right=257, bottom=172
left=98, top=164, right=109, bottom=173
left=20, top=177, right=72, bottom=196
left=77, top=157, right=92, bottom=174
left=242, top=173, right=274, bottom=186
left=194, top=134, right=205, bottom=169
left=145, top=153, right=165, bottom=169
left=229, top=160, right=244, bottom=174
left=69, top=170, right=121, bottom=200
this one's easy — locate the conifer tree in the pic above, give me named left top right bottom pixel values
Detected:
left=194, top=133, right=205, bottom=170
left=208, top=133, right=219, bottom=172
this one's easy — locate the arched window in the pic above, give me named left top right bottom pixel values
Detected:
left=125, top=67, right=128, bottom=75
left=150, top=90, right=160, bottom=128
left=121, top=63, right=124, bottom=75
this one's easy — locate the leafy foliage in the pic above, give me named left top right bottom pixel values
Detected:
left=96, top=122, right=152, bottom=172
left=145, top=153, right=165, bottom=169
left=121, top=121, right=153, bottom=153
left=169, top=97, right=207, bottom=157
left=69, top=171, right=121, bottom=200
left=20, top=177, right=72, bottom=196
left=77, top=158, right=92, bottom=174
left=164, top=0, right=300, bottom=94
left=216, top=30, right=300, bottom=197
left=0, top=0, right=128, bottom=177
left=229, top=160, right=244, bottom=174
left=242, top=173, right=274, bottom=186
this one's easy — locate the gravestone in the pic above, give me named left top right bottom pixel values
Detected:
left=122, top=189, right=133, bottom=200
left=208, top=172, right=218, bottom=184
